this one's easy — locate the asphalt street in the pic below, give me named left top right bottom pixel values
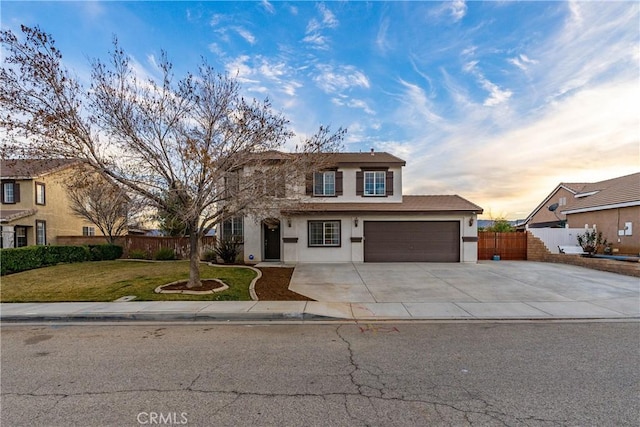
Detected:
left=1, top=321, right=639, bottom=426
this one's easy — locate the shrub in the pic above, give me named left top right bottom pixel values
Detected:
left=154, top=247, right=176, bottom=261
left=577, top=230, right=608, bottom=255
left=88, top=244, right=123, bottom=261
left=215, top=237, right=241, bottom=264
left=129, top=249, right=148, bottom=259
left=202, top=249, right=217, bottom=262
left=0, top=245, right=90, bottom=275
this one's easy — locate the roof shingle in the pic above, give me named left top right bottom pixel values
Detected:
left=285, top=195, right=482, bottom=214
left=1, top=159, right=79, bottom=179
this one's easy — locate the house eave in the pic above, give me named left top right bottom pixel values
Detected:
left=561, top=200, right=640, bottom=215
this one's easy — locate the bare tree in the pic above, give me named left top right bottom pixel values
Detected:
left=1, top=26, right=344, bottom=287
left=66, top=173, right=133, bottom=244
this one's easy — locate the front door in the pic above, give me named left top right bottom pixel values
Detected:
left=263, top=220, right=281, bottom=261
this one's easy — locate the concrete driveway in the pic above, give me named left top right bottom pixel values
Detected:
left=290, top=261, right=640, bottom=318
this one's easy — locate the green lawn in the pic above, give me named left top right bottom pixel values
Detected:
left=0, top=261, right=256, bottom=302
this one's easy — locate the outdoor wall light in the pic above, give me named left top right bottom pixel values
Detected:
left=287, top=218, right=292, bottom=227
left=354, top=217, right=359, bottom=227
left=468, top=217, right=474, bottom=226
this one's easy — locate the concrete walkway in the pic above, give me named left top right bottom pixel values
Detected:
left=1, top=262, right=638, bottom=322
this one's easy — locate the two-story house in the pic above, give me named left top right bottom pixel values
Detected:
left=220, top=151, right=483, bottom=263
left=0, top=159, right=107, bottom=247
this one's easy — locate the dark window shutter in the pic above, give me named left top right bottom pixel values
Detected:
left=305, top=173, right=313, bottom=195
left=335, top=171, right=343, bottom=196
left=386, top=171, right=393, bottom=196
left=356, top=171, right=363, bottom=196
left=14, top=183, right=20, bottom=203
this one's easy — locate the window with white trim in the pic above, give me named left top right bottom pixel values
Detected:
left=308, top=220, right=341, bottom=247
left=364, top=171, right=385, bottom=196
left=83, top=226, right=95, bottom=236
left=36, top=220, right=46, bottom=245
left=559, top=197, right=567, bottom=206
left=222, top=216, right=243, bottom=241
left=313, top=171, right=335, bottom=196
left=2, top=182, right=15, bottom=203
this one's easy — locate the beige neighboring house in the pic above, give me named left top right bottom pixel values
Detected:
left=1, top=159, right=106, bottom=247
left=520, top=172, right=640, bottom=254
left=220, top=151, right=483, bottom=264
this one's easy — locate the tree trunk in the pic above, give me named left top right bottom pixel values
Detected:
left=187, top=230, right=202, bottom=288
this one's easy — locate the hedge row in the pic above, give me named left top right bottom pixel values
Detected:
left=0, top=244, right=123, bottom=275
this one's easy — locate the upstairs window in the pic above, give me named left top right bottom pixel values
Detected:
left=35, top=182, right=46, bottom=205
left=224, top=170, right=240, bottom=199
left=83, top=226, right=95, bottom=236
left=314, top=171, right=335, bottom=196
left=2, top=181, right=19, bottom=204
left=364, top=171, right=386, bottom=196
left=559, top=197, right=567, bottom=206
left=254, top=170, right=285, bottom=198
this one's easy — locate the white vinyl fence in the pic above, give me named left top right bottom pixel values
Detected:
left=528, top=228, right=590, bottom=254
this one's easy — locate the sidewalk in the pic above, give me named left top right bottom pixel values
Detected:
left=2, top=299, right=638, bottom=322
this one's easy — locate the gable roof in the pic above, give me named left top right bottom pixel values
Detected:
left=521, top=172, right=640, bottom=226
left=284, top=195, right=482, bottom=215
left=561, top=172, right=640, bottom=214
left=1, top=159, right=80, bottom=179
left=519, top=182, right=584, bottom=226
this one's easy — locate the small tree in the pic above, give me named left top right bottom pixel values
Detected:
left=0, top=26, right=344, bottom=288
left=577, top=229, right=607, bottom=255
left=67, top=173, right=133, bottom=244
left=485, top=218, right=515, bottom=232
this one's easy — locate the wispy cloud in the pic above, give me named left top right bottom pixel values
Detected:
left=508, top=54, right=538, bottom=71
left=332, top=96, right=375, bottom=115
left=463, top=61, right=512, bottom=106
left=233, top=26, right=256, bottom=45
left=449, top=0, right=467, bottom=22
left=260, top=0, right=275, bottom=15
left=303, top=3, right=339, bottom=50
left=313, top=64, right=370, bottom=93
left=224, top=54, right=302, bottom=98
left=396, top=79, right=443, bottom=125
left=376, top=18, right=390, bottom=54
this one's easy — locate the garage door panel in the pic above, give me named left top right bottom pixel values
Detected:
left=364, top=221, right=460, bottom=262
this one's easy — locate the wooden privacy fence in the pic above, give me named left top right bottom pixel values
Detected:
left=57, top=235, right=217, bottom=259
left=478, top=232, right=527, bottom=260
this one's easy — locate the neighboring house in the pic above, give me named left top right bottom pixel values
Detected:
left=520, top=172, right=640, bottom=254
left=220, top=151, right=483, bottom=263
left=0, top=159, right=106, bottom=247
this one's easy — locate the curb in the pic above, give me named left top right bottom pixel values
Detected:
left=1, top=313, right=637, bottom=323
left=0, top=312, right=336, bottom=323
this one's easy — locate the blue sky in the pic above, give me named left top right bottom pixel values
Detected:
left=2, top=1, right=638, bottom=219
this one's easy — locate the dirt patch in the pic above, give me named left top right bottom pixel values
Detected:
left=254, top=267, right=314, bottom=301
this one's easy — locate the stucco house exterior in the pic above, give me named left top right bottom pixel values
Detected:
left=220, top=151, right=483, bottom=263
left=520, top=172, right=640, bottom=254
left=0, top=159, right=108, bottom=247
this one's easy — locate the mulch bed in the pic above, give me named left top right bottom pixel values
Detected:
left=160, top=279, right=223, bottom=292
left=254, top=267, right=314, bottom=301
